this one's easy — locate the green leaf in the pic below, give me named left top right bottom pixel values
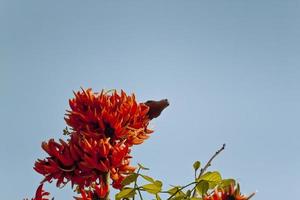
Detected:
left=140, top=174, right=155, bottom=183
left=200, top=171, right=222, bottom=182
left=142, top=183, right=162, bottom=194
left=138, top=163, right=149, bottom=170
left=167, top=186, right=185, bottom=198
left=235, top=183, right=240, bottom=195
left=196, top=180, right=209, bottom=196
left=186, top=189, right=191, bottom=197
left=122, top=173, right=139, bottom=186
left=154, top=180, right=163, bottom=187
left=219, top=179, right=236, bottom=188
left=115, top=188, right=135, bottom=200
left=170, top=194, right=186, bottom=200
left=167, top=186, right=182, bottom=195
left=193, top=161, right=201, bottom=170
left=190, top=198, right=202, bottom=200
left=198, top=171, right=222, bottom=188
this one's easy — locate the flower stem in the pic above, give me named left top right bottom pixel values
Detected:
left=103, top=172, right=110, bottom=200
left=133, top=168, right=143, bottom=200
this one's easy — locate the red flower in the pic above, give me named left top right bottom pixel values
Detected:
left=34, top=89, right=156, bottom=192
left=74, top=189, right=93, bottom=200
left=204, top=185, right=250, bottom=200
left=65, top=89, right=152, bottom=146
left=74, top=182, right=109, bottom=200
left=34, top=133, right=134, bottom=189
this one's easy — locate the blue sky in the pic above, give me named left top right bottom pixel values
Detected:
left=1, top=1, right=299, bottom=199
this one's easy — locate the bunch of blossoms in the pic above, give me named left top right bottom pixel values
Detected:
left=26, top=88, right=254, bottom=200
left=28, top=89, right=169, bottom=200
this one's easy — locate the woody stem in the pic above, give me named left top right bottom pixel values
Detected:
left=99, top=172, right=110, bottom=200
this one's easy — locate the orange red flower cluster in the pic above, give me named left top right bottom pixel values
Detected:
left=204, top=185, right=248, bottom=200
left=34, top=89, right=155, bottom=198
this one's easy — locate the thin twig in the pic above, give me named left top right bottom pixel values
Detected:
left=199, top=144, right=226, bottom=178
left=247, top=192, right=256, bottom=200
left=104, top=172, right=110, bottom=200
left=166, top=182, right=197, bottom=200
left=192, top=144, right=226, bottom=197
left=133, top=168, right=143, bottom=200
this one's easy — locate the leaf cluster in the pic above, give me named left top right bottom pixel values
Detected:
left=115, top=144, right=254, bottom=200
left=116, top=162, right=236, bottom=200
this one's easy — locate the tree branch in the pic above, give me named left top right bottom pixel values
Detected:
left=192, top=144, right=226, bottom=197
left=198, top=143, right=226, bottom=179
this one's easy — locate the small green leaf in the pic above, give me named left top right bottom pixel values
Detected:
left=200, top=171, right=222, bottom=182
left=186, top=189, right=191, bottom=197
left=115, top=188, right=135, bottom=200
left=167, top=186, right=181, bottom=195
left=190, top=198, right=202, bottom=200
left=154, top=180, right=163, bottom=187
left=235, top=183, right=240, bottom=195
left=193, top=161, right=201, bottom=170
left=170, top=194, right=186, bottom=200
left=167, top=186, right=185, bottom=198
left=142, top=183, right=162, bottom=194
left=220, top=179, right=236, bottom=188
left=140, top=174, right=155, bottom=183
left=196, top=180, right=209, bottom=196
left=138, top=163, right=149, bottom=170
left=122, top=173, right=139, bottom=186
left=198, top=171, right=222, bottom=188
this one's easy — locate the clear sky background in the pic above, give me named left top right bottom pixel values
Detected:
left=1, top=1, right=299, bottom=199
